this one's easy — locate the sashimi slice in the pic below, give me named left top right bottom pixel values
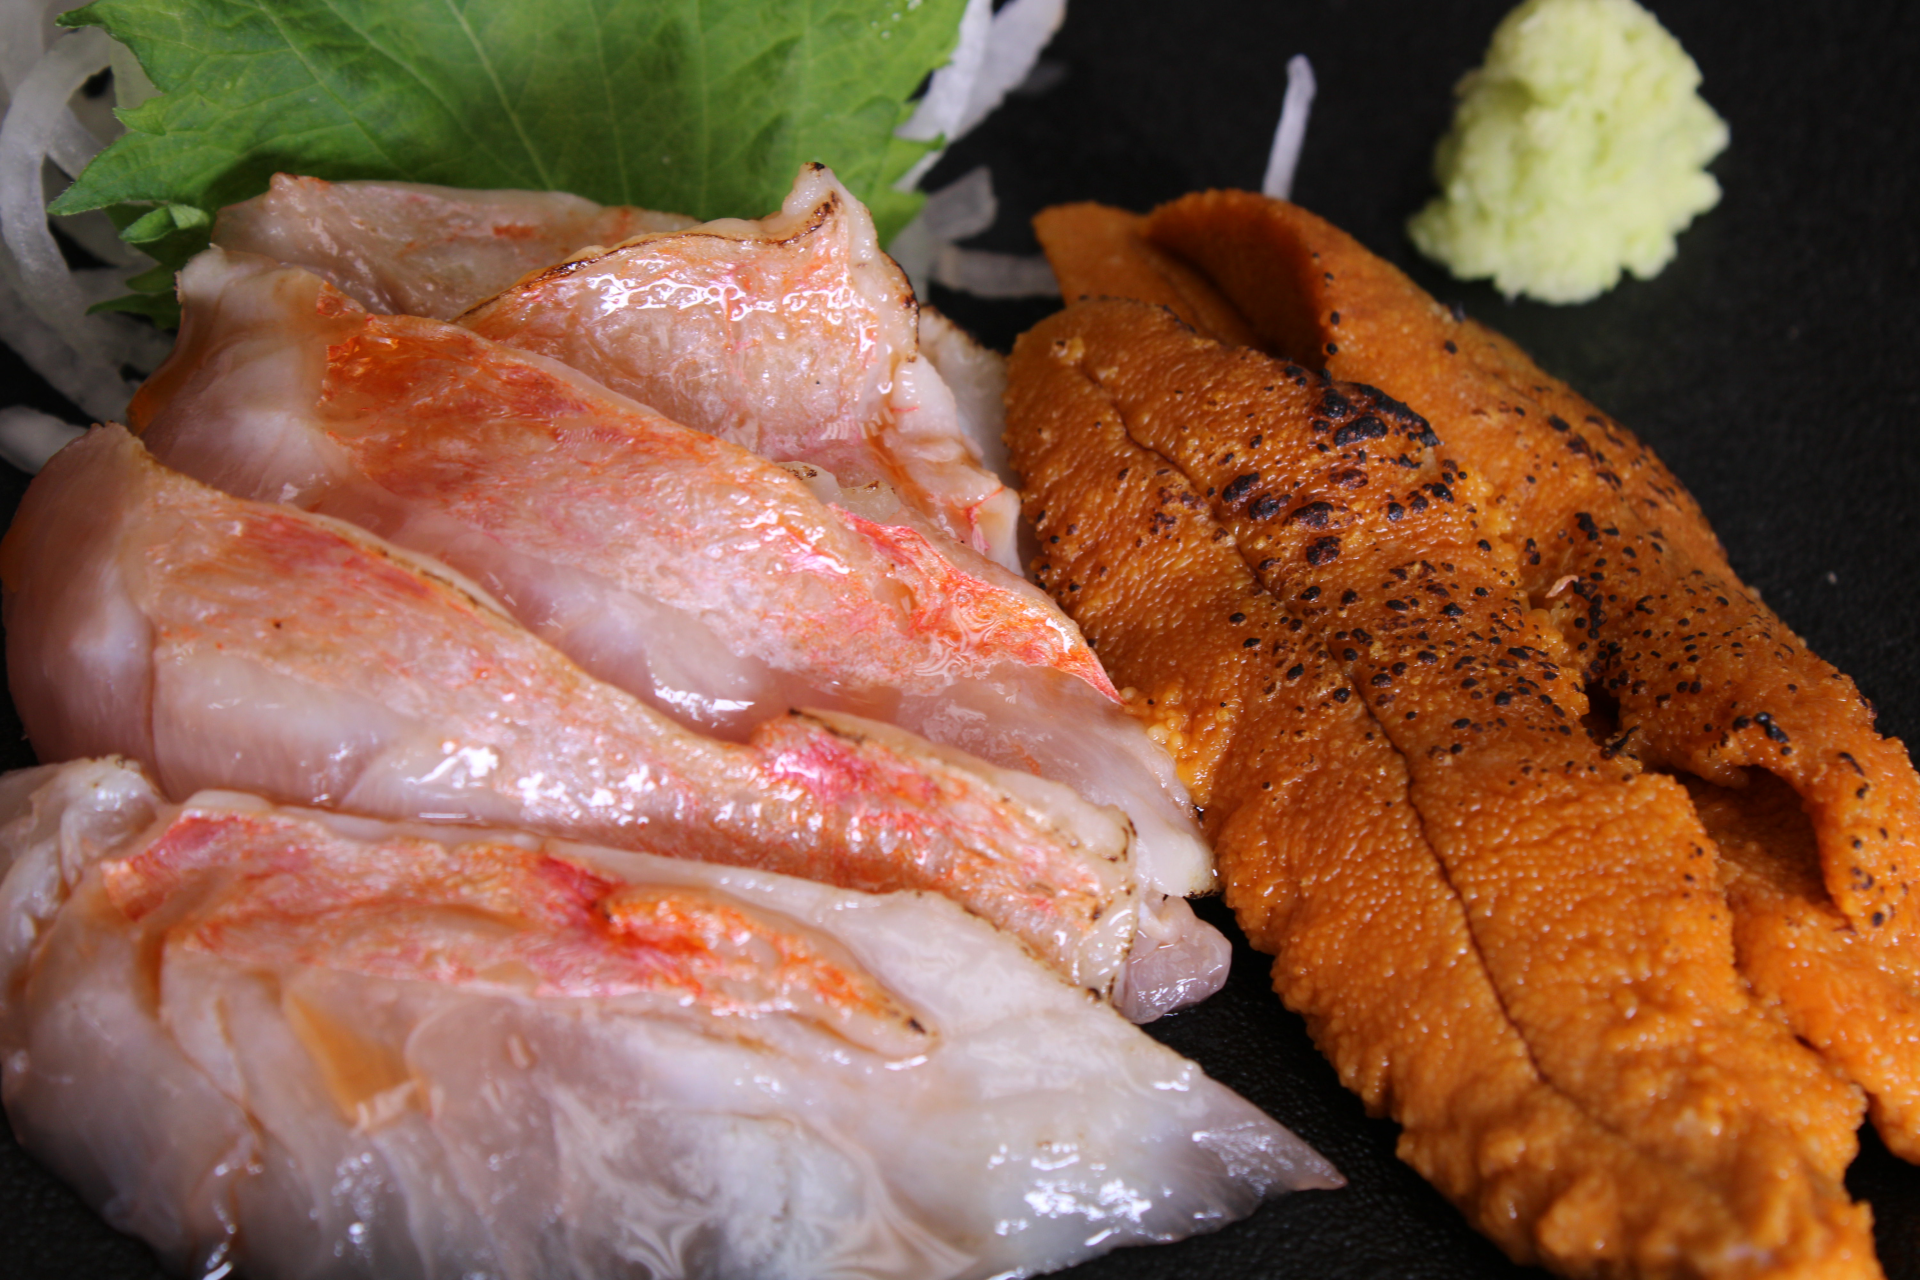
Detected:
left=1, top=427, right=1146, bottom=1001
left=456, top=164, right=1020, bottom=566
left=0, top=759, right=1339, bottom=1280
left=212, top=173, right=695, bottom=320
left=132, top=248, right=1216, bottom=923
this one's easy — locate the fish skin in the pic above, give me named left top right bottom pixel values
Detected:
left=127, top=248, right=1224, bottom=945
left=212, top=172, right=696, bottom=321
left=0, top=426, right=1141, bottom=995
left=458, top=163, right=1020, bottom=567
left=1143, top=190, right=1920, bottom=954
left=1006, top=299, right=1878, bottom=1279
left=104, top=805, right=934, bottom=1057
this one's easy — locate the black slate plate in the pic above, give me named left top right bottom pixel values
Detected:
left=4, top=1, right=1919, bottom=1276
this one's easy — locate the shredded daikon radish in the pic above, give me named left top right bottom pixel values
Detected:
left=890, top=166, right=1060, bottom=301
left=896, top=0, right=1065, bottom=186
left=0, top=9, right=165, bottom=459
left=897, top=0, right=997, bottom=152
left=1, top=30, right=114, bottom=348
left=888, top=1, right=1070, bottom=302
left=949, top=0, right=1069, bottom=141
left=922, top=165, right=999, bottom=243
left=890, top=0, right=1068, bottom=279
left=0, top=404, right=82, bottom=472
left=933, top=245, right=1060, bottom=299
left=891, top=165, right=996, bottom=293
left=0, top=0, right=64, bottom=99
left=1261, top=54, right=1317, bottom=201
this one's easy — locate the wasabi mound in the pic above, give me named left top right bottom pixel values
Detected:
left=1407, top=0, right=1728, bottom=304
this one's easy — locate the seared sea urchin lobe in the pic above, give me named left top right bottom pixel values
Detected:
left=1688, top=770, right=1920, bottom=1164
left=1141, top=191, right=1920, bottom=959
left=1033, top=183, right=1920, bottom=1181
left=1005, top=309, right=1850, bottom=1276
left=1006, top=298, right=1876, bottom=1280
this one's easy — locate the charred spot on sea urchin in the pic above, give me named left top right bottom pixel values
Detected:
left=1333, top=416, right=1389, bottom=447
left=1287, top=501, right=1340, bottom=530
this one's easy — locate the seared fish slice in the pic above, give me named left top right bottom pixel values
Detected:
left=133, top=248, right=1214, bottom=897
left=0, top=758, right=1337, bottom=1280
left=129, top=249, right=1225, bottom=1017
left=213, top=172, right=696, bottom=320
left=2, top=427, right=1144, bottom=997
left=458, top=164, right=1019, bottom=566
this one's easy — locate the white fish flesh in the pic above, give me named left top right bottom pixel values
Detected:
left=213, top=169, right=1017, bottom=565
left=1, top=427, right=1146, bottom=998
left=134, top=249, right=1217, bottom=916
left=212, top=173, right=696, bottom=320
left=453, top=165, right=1019, bottom=567
left=0, top=757, right=1340, bottom=1280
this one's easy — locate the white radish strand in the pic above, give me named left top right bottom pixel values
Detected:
left=950, top=0, right=1068, bottom=141
left=889, top=163, right=994, bottom=295
left=1, top=30, right=113, bottom=351
left=921, top=164, right=998, bottom=242
left=890, top=165, right=1060, bottom=301
left=0, top=0, right=61, bottom=98
left=893, top=0, right=1067, bottom=194
left=0, top=267, right=150, bottom=441
left=932, top=244, right=1060, bottom=298
left=0, top=404, right=82, bottom=472
left=886, top=0, right=1074, bottom=307
left=0, top=22, right=164, bottom=444
left=1262, top=54, right=1318, bottom=201
left=897, top=0, right=996, bottom=151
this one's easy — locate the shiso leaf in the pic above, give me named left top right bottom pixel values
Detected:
left=50, top=0, right=968, bottom=322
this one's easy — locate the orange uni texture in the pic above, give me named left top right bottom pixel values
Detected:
left=1029, top=190, right=1920, bottom=1165
left=1688, top=772, right=1920, bottom=1164
left=1006, top=300, right=1878, bottom=1280
left=1141, top=192, right=1920, bottom=956
left=1013, top=305, right=1881, bottom=1274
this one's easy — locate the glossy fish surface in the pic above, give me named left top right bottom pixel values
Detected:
left=458, top=165, right=1020, bottom=566
left=0, top=758, right=1339, bottom=1280
left=2, top=427, right=1150, bottom=999
left=130, top=251, right=1224, bottom=1016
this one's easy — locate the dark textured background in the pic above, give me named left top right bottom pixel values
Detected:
left=3, top=0, right=1919, bottom=1276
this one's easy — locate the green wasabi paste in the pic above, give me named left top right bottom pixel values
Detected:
left=1407, top=0, right=1728, bottom=304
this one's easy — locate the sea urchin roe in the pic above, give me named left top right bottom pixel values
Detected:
left=1406, top=0, right=1728, bottom=304
left=1004, top=299, right=1876, bottom=1280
